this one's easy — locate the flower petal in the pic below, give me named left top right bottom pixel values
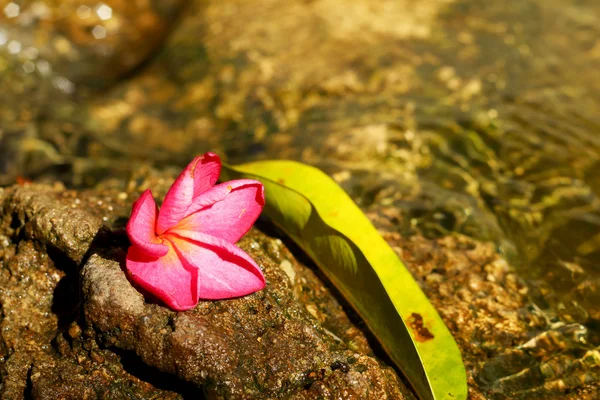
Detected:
left=156, top=153, right=221, bottom=234
left=166, top=231, right=265, bottom=299
left=126, top=243, right=199, bottom=311
left=126, top=189, right=168, bottom=257
left=190, top=152, right=222, bottom=196
left=174, top=179, right=265, bottom=243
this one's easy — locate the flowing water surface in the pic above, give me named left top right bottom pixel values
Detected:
left=1, top=0, right=599, bottom=394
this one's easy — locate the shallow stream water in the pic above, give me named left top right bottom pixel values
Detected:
left=1, top=0, right=599, bottom=395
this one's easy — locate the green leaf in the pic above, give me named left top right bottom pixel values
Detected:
left=221, top=160, right=467, bottom=400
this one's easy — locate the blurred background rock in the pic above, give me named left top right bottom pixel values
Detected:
left=0, top=0, right=599, bottom=397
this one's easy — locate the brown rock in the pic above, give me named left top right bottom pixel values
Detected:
left=0, top=0, right=187, bottom=88
left=0, top=183, right=408, bottom=399
left=0, top=185, right=185, bottom=399
left=81, top=230, right=406, bottom=399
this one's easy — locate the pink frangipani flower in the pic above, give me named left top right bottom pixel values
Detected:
left=125, top=152, right=266, bottom=311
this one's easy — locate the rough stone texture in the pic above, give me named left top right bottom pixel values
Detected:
left=0, top=183, right=408, bottom=399
left=0, top=184, right=102, bottom=263
left=81, top=233, right=405, bottom=399
left=0, top=185, right=185, bottom=399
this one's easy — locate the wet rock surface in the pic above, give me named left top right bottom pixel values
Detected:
left=371, top=212, right=600, bottom=399
left=1, top=174, right=598, bottom=399
left=82, top=242, right=405, bottom=399
left=0, top=185, right=185, bottom=399
left=0, top=0, right=186, bottom=89
left=0, top=181, right=409, bottom=399
left=1, top=0, right=600, bottom=398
